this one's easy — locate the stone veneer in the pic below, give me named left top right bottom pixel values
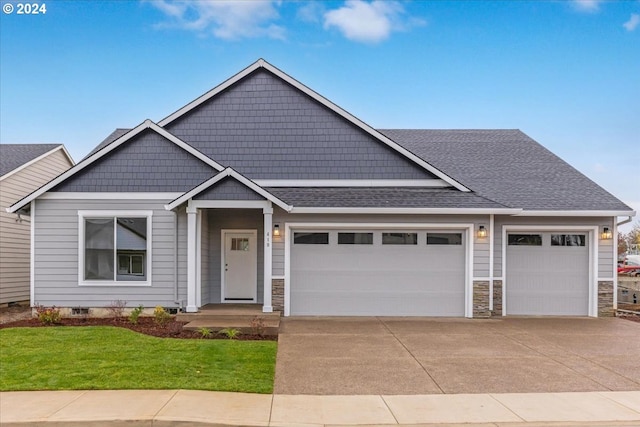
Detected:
left=272, top=279, right=284, bottom=312
left=492, top=280, right=503, bottom=317
left=473, top=280, right=490, bottom=318
left=598, top=280, right=614, bottom=317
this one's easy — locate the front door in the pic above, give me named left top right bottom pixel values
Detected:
left=222, top=230, right=257, bottom=302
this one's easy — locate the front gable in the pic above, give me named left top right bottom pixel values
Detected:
left=53, top=128, right=218, bottom=193
left=194, top=177, right=265, bottom=201
left=163, top=66, right=440, bottom=181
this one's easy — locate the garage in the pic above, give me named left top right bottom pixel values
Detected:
left=290, top=229, right=467, bottom=316
left=505, top=231, right=590, bottom=316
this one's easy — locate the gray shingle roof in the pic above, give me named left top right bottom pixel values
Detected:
left=84, top=128, right=131, bottom=160
left=378, top=129, right=631, bottom=211
left=267, top=187, right=510, bottom=209
left=0, top=144, right=63, bottom=177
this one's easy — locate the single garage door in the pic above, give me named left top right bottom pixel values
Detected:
left=506, top=232, right=589, bottom=315
left=290, top=230, right=466, bottom=316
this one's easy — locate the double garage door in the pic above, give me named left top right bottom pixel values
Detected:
left=290, top=230, right=466, bottom=316
left=506, top=231, right=590, bottom=316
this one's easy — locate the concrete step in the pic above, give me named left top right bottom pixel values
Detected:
left=176, top=311, right=281, bottom=322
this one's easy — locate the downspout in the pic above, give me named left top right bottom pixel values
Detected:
left=489, top=214, right=494, bottom=312
left=617, top=216, right=633, bottom=228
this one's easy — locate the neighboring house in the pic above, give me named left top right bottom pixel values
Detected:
left=0, top=144, right=74, bottom=305
left=8, top=59, right=635, bottom=318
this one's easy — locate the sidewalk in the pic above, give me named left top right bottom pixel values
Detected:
left=1, top=390, right=639, bottom=426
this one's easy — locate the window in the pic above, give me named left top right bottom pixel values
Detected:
left=427, top=233, right=462, bottom=245
left=338, top=232, right=373, bottom=245
left=551, top=234, right=586, bottom=247
left=231, top=237, right=250, bottom=251
left=294, top=232, right=329, bottom=244
left=508, top=234, right=542, bottom=246
left=82, top=213, right=150, bottom=283
left=382, top=232, right=417, bottom=245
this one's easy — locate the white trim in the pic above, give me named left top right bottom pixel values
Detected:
left=40, top=192, right=183, bottom=200
left=196, top=210, right=202, bottom=308
left=501, top=225, right=598, bottom=317
left=517, top=210, right=636, bottom=217
left=157, top=59, right=470, bottom=192
left=30, top=199, right=35, bottom=306
left=272, top=275, right=286, bottom=280
left=0, top=145, right=74, bottom=182
left=289, top=207, right=521, bottom=215
left=190, top=200, right=272, bottom=210
left=220, top=229, right=258, bottom=304
left=612, top=217, right=618, bottom=309
left=254, top=179, right=450, bottom=188
left=489, top=214, right=495, bottom=311
left=8, top=120, right=223, bottom=214
left=283, top=222, right=474, bottom=318
left=165, top=167, right=293, bottom=212
left=77, top=210, right=153, bottom=287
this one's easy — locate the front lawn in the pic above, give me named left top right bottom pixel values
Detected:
left=0, top=327, right=277, bottom=393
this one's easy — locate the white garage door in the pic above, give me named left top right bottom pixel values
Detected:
left=290, top=230, right=466, bottom=316
left=506, top=232, right=589, bottom=316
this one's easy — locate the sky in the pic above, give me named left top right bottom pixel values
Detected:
left=1, top=0, right=638, bottom=230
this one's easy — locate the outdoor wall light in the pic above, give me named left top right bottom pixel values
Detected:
left=601, top=227, right=612, bottom=240
left=477, top=225, right=487, bottom=238
left=273, top=224, right=280, bottom=237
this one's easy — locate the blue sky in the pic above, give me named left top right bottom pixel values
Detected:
left=1, top=0, right=638, bottom=228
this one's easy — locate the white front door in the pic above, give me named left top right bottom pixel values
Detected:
left=222, top=230, right=257, bottom=302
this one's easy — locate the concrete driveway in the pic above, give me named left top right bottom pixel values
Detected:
left=274, top=317, right=640, bottom=395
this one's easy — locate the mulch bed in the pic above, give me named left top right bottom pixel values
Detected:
left=0, top=316, right=277, bottom=341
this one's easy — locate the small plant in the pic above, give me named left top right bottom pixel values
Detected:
left=106, top=299, right=127, bottom=320
left=219, top=328, right=241, bottom=340
left=35, top=305, right=61, bottom=326
left=153, top=306, right=171, bottom=327
left=128, top=305, right=144, bottom=325
left=198, top=327, right=212, bottom=339
left=249, top=315, right=266, bottom=336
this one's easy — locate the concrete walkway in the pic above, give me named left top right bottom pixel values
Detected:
left=1, top=390, right=640, bottom=426
left=275, top=317, right=640, bottom=395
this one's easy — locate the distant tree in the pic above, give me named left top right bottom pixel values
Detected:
left=628, top=222, right=640, bottom=253
left=618, top=232, right=628, bottom=255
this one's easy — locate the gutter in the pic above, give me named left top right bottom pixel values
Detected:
left=617, top=216, right=634, bottom=227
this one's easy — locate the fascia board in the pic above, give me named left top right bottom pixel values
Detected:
left=516, top=210, right=637, bottom=217
left=289, top=207, right=522, bottom=215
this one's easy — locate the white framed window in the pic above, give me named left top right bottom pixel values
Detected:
left=79, top=211, right=152, bottom=286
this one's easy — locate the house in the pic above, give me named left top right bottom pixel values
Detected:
left=7, top=59, right=635, bottom=318
left=0, top=144, right=74, bottom=305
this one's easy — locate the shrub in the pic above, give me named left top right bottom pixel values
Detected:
left=249, top=316, right=266, bottom=336
left=35, top=305, right=61, bottom=326
left=106, top=300, right=127, bottom=320
left=153, top=306, right=171, bottom=327
left=128, top=305, right=144, bottom=325
left=198, top=327, right=212, bottom=339
left=219, top=328, right=241, bottom=340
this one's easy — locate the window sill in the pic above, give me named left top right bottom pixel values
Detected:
left=79, top=281, right=152, bottom=287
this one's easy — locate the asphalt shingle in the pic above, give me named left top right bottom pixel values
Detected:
left=0, top=144, right=63, bottom=177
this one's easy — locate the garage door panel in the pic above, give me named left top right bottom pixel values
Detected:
left=506, top=231, right=589, bottom=316
left=290, top=229, right=466, bottom=316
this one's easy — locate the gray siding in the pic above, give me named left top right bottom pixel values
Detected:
left=271, top=210, right=490, bottom=278
left=166, top=69, right=436, bottom=180
left=0, top=149, right=73, bottom=304
left=53, top=130, right=217, bottom=192
left=205, top=209, right=264, bottom=304
left=33, top=198, right=186, bottom=308
left=195, top=177, right=265, bottom=201
left=493, top=216, right=615, bottom=278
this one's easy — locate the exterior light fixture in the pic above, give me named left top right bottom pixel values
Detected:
left=477, top=225, right=487, bottom=238
left=273, top=224, right=280, bottom=237
left=601, top=227, right=612, bottom=240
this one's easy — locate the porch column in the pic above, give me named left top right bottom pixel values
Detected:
left=186, top=205, right=198, bottom=313
left=263, top=204, right=273, bottom=312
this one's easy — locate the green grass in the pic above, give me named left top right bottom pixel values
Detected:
left=0, top=327, right=277, bottom=393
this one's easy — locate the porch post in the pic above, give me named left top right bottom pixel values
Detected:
left=263, top=203, right=273, bottom=312
left=186, top=205, right=198, bottom=313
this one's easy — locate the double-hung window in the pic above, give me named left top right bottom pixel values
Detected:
left=80, top=211, right=152, bottom=285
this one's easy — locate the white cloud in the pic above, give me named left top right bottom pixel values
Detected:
left=571, top=0, right=602, bottom=13
left=297, top=2, right=325, bottom=24
left=623, top=13, right=640, bottom=31
left=149, top=0, right=285, bottom=40
left=323, top=0, right=424, bottom=44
